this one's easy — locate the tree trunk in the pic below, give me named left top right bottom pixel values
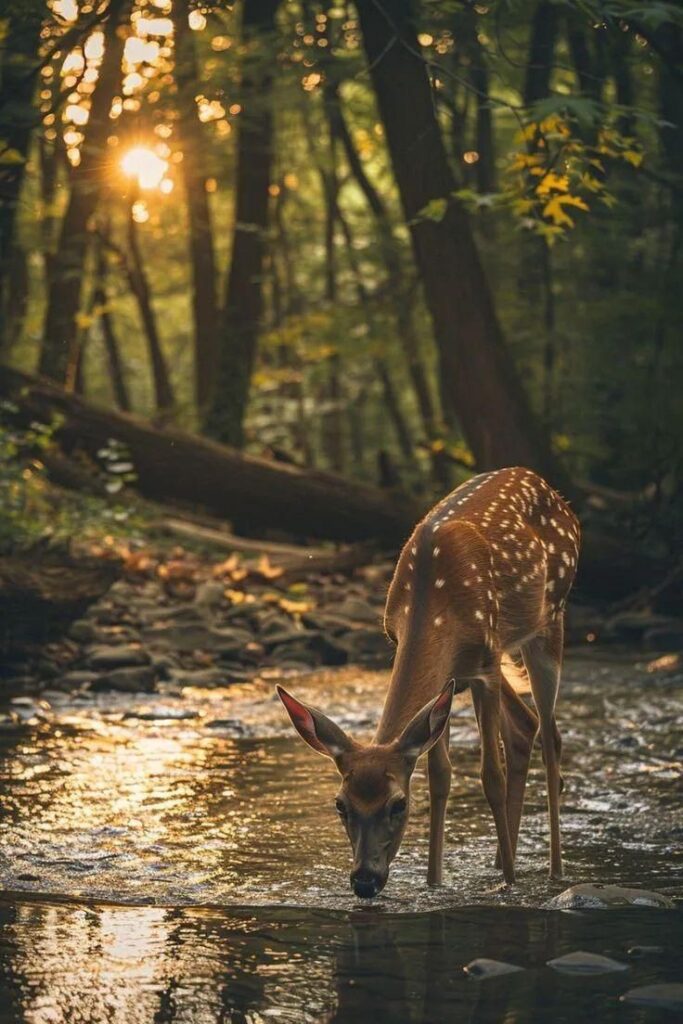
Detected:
left=205, top=0, right=280, bottom=446
left=125, top=202, right=175, bottom=415
left=523, top=2, right=559, bottom=108
left=94, top=231, right=130, bottom=411
left=0, top=2, right=43, bottom=353
left=0, top=366, right=419, bottom=545
left=172, top=0, right=219, bottom=413
left=355, top=0, right=567, bottom=489
left=327, top=86, right=444, bottom=479
left=40, top=0, right=129, bottom=382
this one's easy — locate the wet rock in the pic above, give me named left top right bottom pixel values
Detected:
left=91, top=666, right=156, bottom=692
left=194, top=581, right=226, bottom=610
left=87, top=645, right=151, bottom=670
left=338, top=627, right=391, bottom=666
left=301, top=611, right=359, bottom=636
left=627, top=945, right=665, bottom=958
left=54, top=670, right=101, bottom=690
left=464, top=958, right=524, bottom=979
left=621, top=984, right=683, bottom=1011
left=214, top=662, right=254, bottom=681
left=150, top=652, right=180, bottom=680
left=545, top=883, right=675, bottom=910
left=547, top=951, right=628, bottom=975
left=123, top=707, right=200, bottom=721
left=169, top=668, right=229, bottom=687
left=267, top=638, right=322, bottom=668
left=68, top=620, right=98, bottom=643
left=142, top=623, right=252, bottom=654
left=204, top=718, right=246, bottom=735
left=333, top=598, right=380, bottom=625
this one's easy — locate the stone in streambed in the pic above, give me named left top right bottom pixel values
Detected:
left=547, top=951, right=628, bottom=975
left=332, top=597, right=380, bottom=625
left=338, top=627, right=391, bottom=666
left=90, top=666, right=156, bottom=692
left=142, top=622, right=253, bottom=654
left=545, top=883, right=675, bottom=910
left=464, top=958, right=524, bottom=979
left=169, top=668, right=230, bottom=687
left=54, top=670, right=102, bottom=690
left=194, top=581, right=227, bottom=610
left=621, top=984, right=683, bottom=1012
left=87, top=645, right=150, bottom=670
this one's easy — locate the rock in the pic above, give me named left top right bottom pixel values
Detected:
left=267, top=641, right=321, bottom=668
left=168, top=668, right=229, bottom=687
left=627, top=945, right=665, bottom=958
left=150, top=652, right=180, bottom=679
left=194, top=581, right=227, bottom=610
left=464, top=958, right=524, bottom=979
left=621, top=984, right=683, bottom=1011
left=545, top=883, right=675, bottom=911
left=142, top=623, right=252, bottom=654
left=91, top=667, right=156, bottom=692
left=547, top=951, right=629, bottom=975
left=123, top=707, right=199, bottom=721
left=68, top=620, right=98, bottom=643
left=605, top=611, right=676, bottom=643
left=338, top=627, right=391, bottom=666
left=333, top=598, right=380, bottom=625
left=204, top=718, right=246, bottom=735
left=87, top=645, right=151, bottom=670
left=54, top=670, right=102, bottom=690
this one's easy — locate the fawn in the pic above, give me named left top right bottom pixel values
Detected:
left=278, top=467, right=580, bottom=898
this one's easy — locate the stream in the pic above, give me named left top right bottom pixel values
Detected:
left=0, top=653, right=681, bottom=1021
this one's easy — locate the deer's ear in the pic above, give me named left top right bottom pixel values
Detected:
left=395, top=680, right=455, bottom=762
left=277, top=686, right=355, bottom=760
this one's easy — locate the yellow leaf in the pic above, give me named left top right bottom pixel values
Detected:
left=536, top=172, right=569, bottom=196
left=279, top=598, right=314, bottom=615
left=543, top=193, right=589, bottom=228
left=623, top=149, right=643, bottom=167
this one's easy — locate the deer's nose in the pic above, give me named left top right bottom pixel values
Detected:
left=350, top=869, right=383, bottom=899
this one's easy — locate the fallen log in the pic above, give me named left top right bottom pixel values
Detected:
left=150, top=517, right=375, bottom=576
left=0, top=367, right=420, bottom=545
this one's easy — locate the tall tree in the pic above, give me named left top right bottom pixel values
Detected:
left=172, top=0, right=219, bottom=413
left=205, top=0, right=280, bottom=446
left=0, top=0, right=43, bottom=353
left=40, top=0, right=129, bottom=382
left=354, top=0, right=565, bottom=484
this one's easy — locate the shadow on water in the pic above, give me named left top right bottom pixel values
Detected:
left=0, top=653, right=680, bottom=1021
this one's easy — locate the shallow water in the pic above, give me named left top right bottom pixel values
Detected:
left=0, top=653, right=681, bottom=1021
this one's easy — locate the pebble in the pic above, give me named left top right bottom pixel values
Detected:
left=621, top=984, right=683, bottom=1011
left=545, top=883, right=675, bottom=910
left=547, top=951, right=629, bottom=975
left=464, top=958, right=524, bottom=979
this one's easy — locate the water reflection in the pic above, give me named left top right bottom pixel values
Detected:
left=0, top=899, right=680, bottom=1024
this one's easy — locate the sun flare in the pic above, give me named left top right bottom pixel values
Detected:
left=120, top=146, right=169, bottom=190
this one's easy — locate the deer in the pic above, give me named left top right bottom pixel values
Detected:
left=278, top=467, right=580, bottom=899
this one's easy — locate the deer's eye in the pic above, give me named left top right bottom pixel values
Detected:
left=335, top=799, right=348, bottom=818
left=390, top=797, right=407, bottom=818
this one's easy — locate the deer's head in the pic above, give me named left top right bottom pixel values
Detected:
left=277, top=681, right=454, bottom=898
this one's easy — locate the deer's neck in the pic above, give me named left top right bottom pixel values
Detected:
left=374, top=618, right=457, bottom=743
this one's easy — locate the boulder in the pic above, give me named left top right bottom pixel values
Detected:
left=91, top=666, right=156, bottom=692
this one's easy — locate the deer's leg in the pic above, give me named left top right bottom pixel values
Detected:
left=521, top=616, right=564, bottom=879
left=471, top=678, right=515, bottom=885
left=427, top=724, right=451, bottom=886
left=494, top=672, right=539, bottom=868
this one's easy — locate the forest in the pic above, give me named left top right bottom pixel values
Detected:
left=0, top=0, right=681, bottom=573
left=0, top=4, right=682, bottom=1021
